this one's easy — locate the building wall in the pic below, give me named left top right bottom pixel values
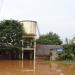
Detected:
left=36, top=45, right=63, bottom=60
left=50, top=49, right=58, bottom=60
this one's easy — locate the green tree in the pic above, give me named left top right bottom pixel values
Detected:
left=36, top=32, right=62, bottom=45
left=0, top=20, right=23, bottom=59
left=0, top=20, right=23, bottom=47
left=58, top=44, right=75, bottom=61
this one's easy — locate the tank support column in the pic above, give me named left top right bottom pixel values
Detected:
left=22, top=51, right=24, bottom=60
left=22, top=40, right=24, bottom=60
left=34, top=38, right=36, bottom=71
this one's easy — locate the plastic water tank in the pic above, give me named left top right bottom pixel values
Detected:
left=20, top=20, right=37, bottom=35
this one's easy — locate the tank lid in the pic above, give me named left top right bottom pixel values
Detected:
left=20, top=20, right=37, bottom=23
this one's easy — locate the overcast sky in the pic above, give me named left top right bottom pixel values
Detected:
left=0, top=0, right=75, bottom=41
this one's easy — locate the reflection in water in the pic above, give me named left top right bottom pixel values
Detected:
left=50, top=63, right=64, bottom=75
left=58, top=70, right=64, bottom=75
left=0, top=60, right=35, bottom=75
left=0, top=60, right=75, bottom=75
left=20, top=60, right=35, bottom=75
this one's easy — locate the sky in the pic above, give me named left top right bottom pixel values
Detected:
left=0, top=0, right=75, bottom=41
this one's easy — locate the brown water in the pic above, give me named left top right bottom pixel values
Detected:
left=0, top=60, right=75, bottom=75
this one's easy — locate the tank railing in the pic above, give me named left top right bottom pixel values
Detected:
left=22, top=41, right=34, bottom=48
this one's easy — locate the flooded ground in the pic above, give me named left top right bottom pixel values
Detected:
left=0, top=60, right=75, bottom=75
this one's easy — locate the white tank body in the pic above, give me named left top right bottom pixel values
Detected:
left=20, top=20, right=37, bottom=35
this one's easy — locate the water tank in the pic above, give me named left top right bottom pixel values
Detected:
left=20, top=20, right=37, bottom=36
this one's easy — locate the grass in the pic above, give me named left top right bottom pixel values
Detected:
left=46, top=60, right=75, bottom=64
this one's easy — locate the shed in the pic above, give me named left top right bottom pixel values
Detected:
left=36, top=44, right=63, bottom=60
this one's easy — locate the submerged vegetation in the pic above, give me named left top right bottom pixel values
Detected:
left=58, top=44, right=75, bottom=61
left=46, top=60, right=75, bottom=64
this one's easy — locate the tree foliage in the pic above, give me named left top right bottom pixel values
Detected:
left=58, top=44, right=75, bottom=61
left=0, top=20, right=23, bottom=48
left=36, top=32, right=62, bottom=45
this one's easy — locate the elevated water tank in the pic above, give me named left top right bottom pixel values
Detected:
left=20, top=20, right=37, bottom=36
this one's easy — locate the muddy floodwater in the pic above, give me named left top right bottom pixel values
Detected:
left=0, top=60, right=75, bottom=75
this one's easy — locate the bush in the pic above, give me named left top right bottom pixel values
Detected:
left=58, top=44, right=75, bottom=61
